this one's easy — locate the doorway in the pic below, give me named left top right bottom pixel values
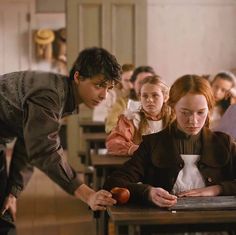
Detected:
left=0, top=0, right=33, bottom=74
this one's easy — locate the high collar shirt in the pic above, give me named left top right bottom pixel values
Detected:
left=0, top=71, right=81, bottom=197
left=173, top=122, right=202, bottom=155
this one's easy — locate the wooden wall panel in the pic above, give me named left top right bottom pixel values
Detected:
left=67, top=0, right=105, bottom=69
left=111, top=3, right=135, bottom=64
left=79, top=4, right=102, bottom=48
left=0, top=2, right=32, bottom=74
left=67, top=0, right=147, bottom=69
left=66, top=0, right=147, bottom=161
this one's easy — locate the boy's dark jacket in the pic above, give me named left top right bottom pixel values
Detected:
left=0, top=71, right=81, bottom=197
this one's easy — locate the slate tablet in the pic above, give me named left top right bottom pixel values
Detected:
left=169, top=196, right=236, bottom=211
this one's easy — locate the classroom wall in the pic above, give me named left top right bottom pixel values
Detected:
left=31, top=13, right=65, bottom=72
left=66, top=0, right=236, bottom=162
left=32, top=0, right=65, bottom=72
left=147, top=0, right=236, bottom=85
left=3, top=0, right=236, bottom=167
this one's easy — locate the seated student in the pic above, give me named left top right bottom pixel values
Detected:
left=210, top=71, right=236, bottom=129
left=111, top=63, right=135, bottom=103
left=104, top=74, right=236, bottom=208
left=105, top=66, right=156, bottom=133
left=106, top=75, right=170, bottom=156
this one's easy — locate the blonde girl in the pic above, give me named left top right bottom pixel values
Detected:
left=106, top=75, right=170, bottom=156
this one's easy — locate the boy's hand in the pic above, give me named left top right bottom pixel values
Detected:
left=1, top=194, right=17, bottom=222
left=87, top=190, right=116, bottom=211
left=74, top=184, right=116, bottom=211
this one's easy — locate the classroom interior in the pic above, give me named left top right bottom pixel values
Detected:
left=1, top=0, right=236, bottom=234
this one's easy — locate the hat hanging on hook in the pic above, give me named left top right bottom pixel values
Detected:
left=35, top=29, right=55, bottom=45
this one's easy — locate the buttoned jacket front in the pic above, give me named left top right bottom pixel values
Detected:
left=0, top=71, right=81, bottom=197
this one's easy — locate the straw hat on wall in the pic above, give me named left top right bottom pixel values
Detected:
left=35, top=29, right=55, bottom=60
left=35, top=29, right=55, bottom=45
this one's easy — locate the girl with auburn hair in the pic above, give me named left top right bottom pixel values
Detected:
left=168, top=74, right=215, bottom=128
left=106, top=75, right=170, bottom=156
left=104, top=74, right=236, bottom=213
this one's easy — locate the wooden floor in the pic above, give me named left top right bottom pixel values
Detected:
left=15, top=167, right=96, bottom=235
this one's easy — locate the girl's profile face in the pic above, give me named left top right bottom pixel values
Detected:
left=211, top=77, right=233, bottom=102
left=140, top=83, right=165, bottom=117
left=174, top=93, right=208, bottom=135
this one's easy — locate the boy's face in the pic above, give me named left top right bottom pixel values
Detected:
left=75, top=73, right=114, bottom=109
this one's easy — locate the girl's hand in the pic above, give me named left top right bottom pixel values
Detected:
left=148, top=187, right=177, bottom=207
left=178, top=185, right=222, bottom=197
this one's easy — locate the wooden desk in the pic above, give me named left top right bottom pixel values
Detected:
left=91, top=154, right=130, bottom=190
left=78, top=120, right=106, bottom=164
left=107, top=204, right=236, bottom=235
left=78, top=120, right=106, bottom=185
left=81, top=133, right=107, bottom=185
left=83, top=132, right=107, bottom=142
left=80, top=132, right=107, bottom=165
left=79, top=120, right=105, bottom=133
left=91, top=154, right=130, bottom=167
left=83, top=132, right=107, bottom=163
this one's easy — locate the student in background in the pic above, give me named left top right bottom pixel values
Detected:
left=104, top=75, right=236, bottom=208
left=210, top=71, right=236, bottom=129
left=93, top=63, right=134, bottom=121
left=105, top=65, right=156, bottom=133
left=110, top=63, right=135, bottom=104
left=106, top=75, right=170, bottom=156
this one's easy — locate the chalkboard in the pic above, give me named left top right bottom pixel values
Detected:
left=169, top=196, right=236, bottom=211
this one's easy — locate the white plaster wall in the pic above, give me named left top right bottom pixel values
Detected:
left=147, top=0, right=236, bottom=85
left=34, top=13, right=65, bottom=29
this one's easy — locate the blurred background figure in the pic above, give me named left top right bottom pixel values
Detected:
left=105, top=65, right=156, bottom=133
left=209, top=71, right=236, bottom=129
left=53, top=27, right=67, bottom=75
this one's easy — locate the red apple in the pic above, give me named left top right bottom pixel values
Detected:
left=110, top=187, right=130, bottom=205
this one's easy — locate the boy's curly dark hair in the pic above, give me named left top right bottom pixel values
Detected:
left=69, top=47, right=121, bottom=82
